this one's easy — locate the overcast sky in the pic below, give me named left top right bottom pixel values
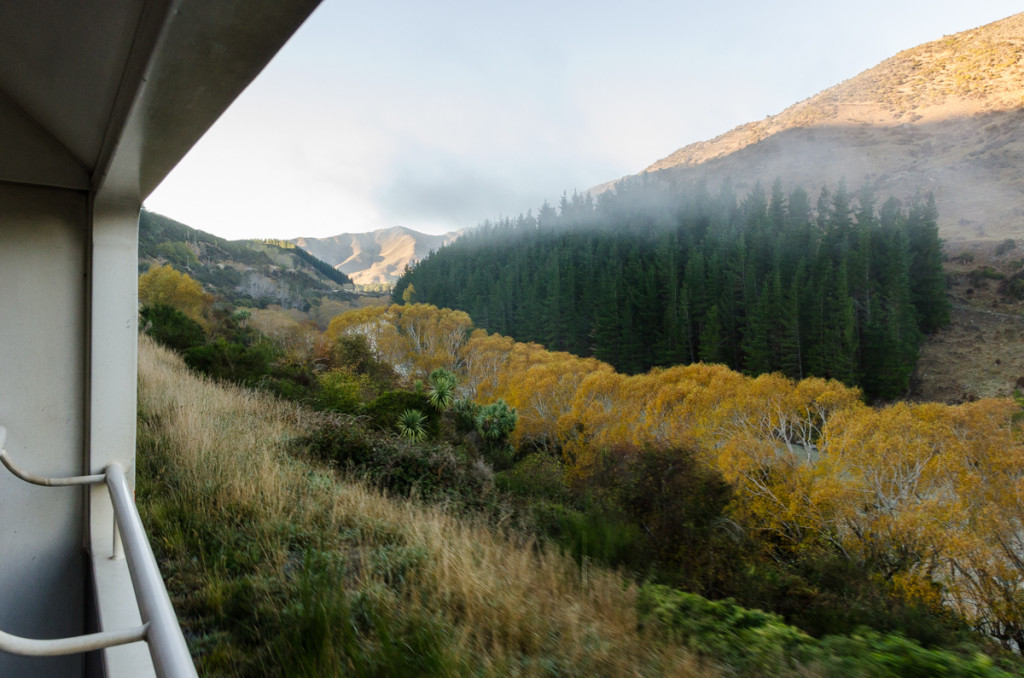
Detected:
left=144, top=2, right=1023, bottom=240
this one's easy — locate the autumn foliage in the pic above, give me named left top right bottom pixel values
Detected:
left=138, top=263, right=212, bottom=324
left=319, top=302, right=1024, bottom=654
left=152, top=288, right=1023, bottom=658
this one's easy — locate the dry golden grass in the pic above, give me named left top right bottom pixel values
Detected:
left=137, top=334, right=713, bottom=676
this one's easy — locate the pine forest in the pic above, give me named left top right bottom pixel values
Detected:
left=393, top=178, right=950, bottom=400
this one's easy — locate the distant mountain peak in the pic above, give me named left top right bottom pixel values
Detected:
left=292, top=227, right=460, bottom=286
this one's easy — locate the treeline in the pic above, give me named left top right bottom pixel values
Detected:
left=289, top=244, right=352, bottom=287
left=393, top=178, right=949, bottom=400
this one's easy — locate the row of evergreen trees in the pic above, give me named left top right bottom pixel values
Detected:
left=393, top=177, right=949, bottom=400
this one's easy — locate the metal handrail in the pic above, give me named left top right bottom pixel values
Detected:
left=0, top=427, right=198, bottom=677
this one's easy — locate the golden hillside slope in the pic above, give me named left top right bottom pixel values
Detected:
left=638, top=13, right=1024, bottom=240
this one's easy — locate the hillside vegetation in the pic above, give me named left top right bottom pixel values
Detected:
left=138, top=335, right=707, bottom=676
left=138, top=277, right=1024, bottom=672
left=140, top=209, right=352, bottom=311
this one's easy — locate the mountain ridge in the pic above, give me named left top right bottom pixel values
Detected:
left=138, top=209, right=352, bottom=309
left=616, top=12, right=1024, bottom=241
left=292, top=226, right=461, bottom=286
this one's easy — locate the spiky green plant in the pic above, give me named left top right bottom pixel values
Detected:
left=427, top=368, right=457, bottom=412
left=475, top=399, right=516, bottom=441
left=396, top=408, right=428, bottom=441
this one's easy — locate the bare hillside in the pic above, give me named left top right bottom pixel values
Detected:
left=912, top=239, right=1024, bottom=403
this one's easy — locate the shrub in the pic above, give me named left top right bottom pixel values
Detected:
left=531, top=500, right=641, bottom=569
left=638, top=585, right=1014, bottom=678
left=258, top=363, right=316, bottom=402
left=183, top=338, right=279, bottom=385
left=807, top=631, right=1012, bottom=678
left=140, top=303, right=206, bottom=352
left=638, top=584, right=809, bottom=675
left=999, top=272, right=1024, bottom=300
left=995, top=239, right=1016, bottom=256
left=451, top=398, right=479, bottom=433
left=333, top=334, right=397, bottom=390
left=315, top=369, right=370, bottom=413
left=364, top=391, right=437, bottom=436
left=969, top=266, right=1005, bottom=286
left=951, top=251, right=975, bottom=264
left=578, top=445, right=739, bottom=591
left=495, top=453, right=569, bottom=503
left=298, top=422, right=494, bottom=506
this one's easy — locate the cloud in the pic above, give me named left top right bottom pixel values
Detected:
left=375, top=150, right=564, bottom=232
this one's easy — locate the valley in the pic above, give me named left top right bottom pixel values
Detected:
left=132, top=11, right=1024, bottom=674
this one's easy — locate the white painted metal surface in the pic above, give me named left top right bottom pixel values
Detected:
left=0, top=429, right=198, bottom=677
left=0, top=3, right=323, bottom=675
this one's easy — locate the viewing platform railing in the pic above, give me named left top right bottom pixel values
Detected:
left=0, top=426, right=197, bottom=677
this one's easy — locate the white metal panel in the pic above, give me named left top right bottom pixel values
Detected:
left=0, top=183, right=88, bottom=677
left=0, top=93, right=89, bottom=189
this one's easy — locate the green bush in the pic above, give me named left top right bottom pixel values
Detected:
left=297, top=423, right=494, bottom=506
left=451, top=398, right=479, bottom=433
left=995, top=239, right=1017, bottom=256
left=364, top=391, right=437, bottom=436
left=577, top=445, right=739, bottom=590
left=807, top=631, right=1011, bottom=678
left=259, top=363, right=317, bottom=402
left=183, top=338, right=279, bottom=385
left=970, top=266, right=1006, bottom=285
left=1000, top=272, right=1024, bottom=300
left=728, top=549, right=979, bottom=648
left=140, top=303, right=206, bottom=352
left=637, top=584, right=1015, bottom=678
left=531, top=500, right=640, bottom=569
left=315, top=369, right=369, bottom=413
left=333, top=334, right=398, bottom=391
left=494, top=454, right=570, bottom=503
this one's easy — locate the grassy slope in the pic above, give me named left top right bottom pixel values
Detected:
left=137, top=335, right=1019, bottom=676
left=136, top=335, right=707, bottom=677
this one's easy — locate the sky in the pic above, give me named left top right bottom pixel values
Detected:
left=144, top=1, right=1024, bottom=240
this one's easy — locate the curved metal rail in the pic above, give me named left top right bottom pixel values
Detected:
left=0, top=426, right=197, bottom=677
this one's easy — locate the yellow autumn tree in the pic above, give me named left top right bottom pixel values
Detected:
left=138, top=263, right=211, bottom=324
left=927, top=399, right=1024, bottom=646
left=461, top=329, right=514, bottom=401
left=325, top=304, right=473, bottom=383
left=492, top=343, right=613, bottom=453
left=391, top=303, right=473, bottom=377
left=251, top=306, right=330, bottom=371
